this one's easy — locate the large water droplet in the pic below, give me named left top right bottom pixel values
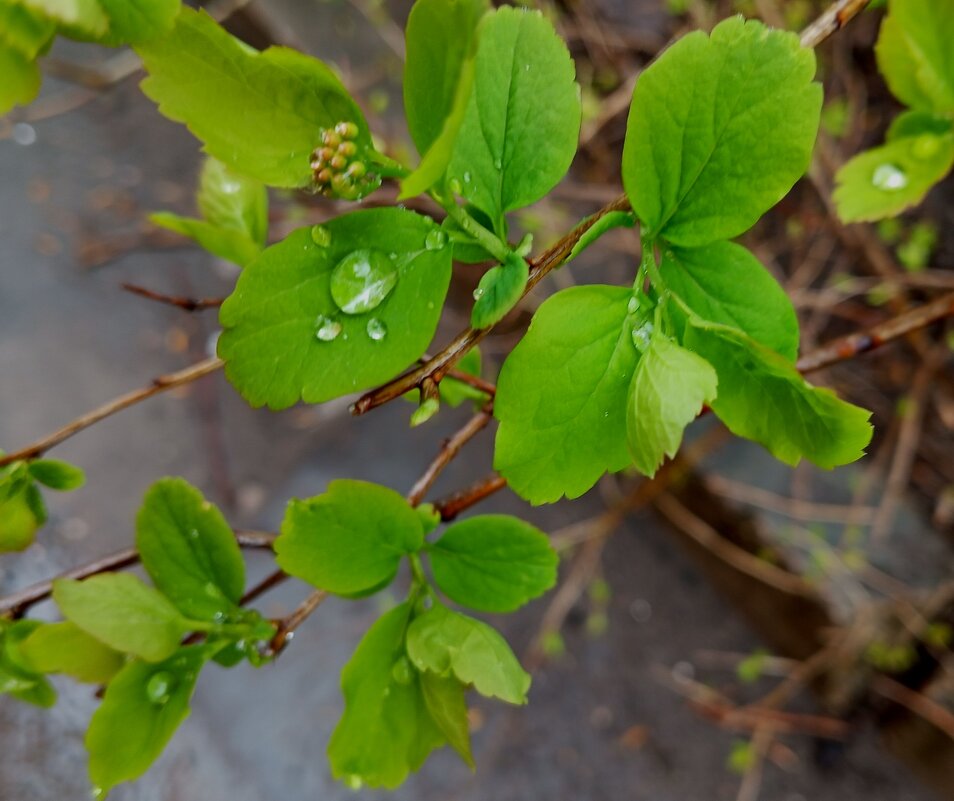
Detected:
left=391, top=656, right=413, bottom=686
left=872, top=163, right=908, bottom=191
left=912, top=134, right=941, bottom=160
left=330, top=250, right=398, bottom=314
left=424, top=229, right=447, bottom=251
left=632, top=322, right=654, bottom=352
left=310, top=225, right=332, bottom=247
left=366, top=318, right=387, bottom=341
left=473, top=287, right=485, bottom=300
left=315, top=315, right=342, bottom=342
left=146, top=671, right=175, bottom=705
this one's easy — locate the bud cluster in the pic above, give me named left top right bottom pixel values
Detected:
left=310, top=122, right=377, bottom=201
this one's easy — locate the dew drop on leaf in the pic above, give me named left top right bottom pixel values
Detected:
left=145, top=671, right=176, bottom=705
left=473, top=287, right=485, bottom=300
left=871, top=164, right=908, bottom=191
left=390, top=656, right=413, bottom=686
left=310, top=225, right=332, bottom=247
left=344, top=775, right=364, bottom=790
left=631, top=322, right=654, bottom=352
left=366, top=318, right=387, bottom=341
left=315, top=315, right=343, bottom=342
left=330, top=250, right=398, bottom=314
left=424, top=229, right=447, bottom=251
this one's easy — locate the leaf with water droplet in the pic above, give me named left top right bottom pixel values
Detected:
left=219, top=208, right=453, bottom=408
left=470, top=252, right=529, bottom=329
left=366, top=317, right=387, bottom=341
left=330, top=250, right=398, bottom=314
left=310, top=224, right=332, bottom=247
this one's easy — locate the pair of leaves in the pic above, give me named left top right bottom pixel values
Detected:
left=0, top=457, right=85, bottom=552
left=151, top=156, right=268, bottom=267
left=834, top=0, right=954, bottom=222
left=0, top=620, right=56, bottom=708
left=275, top=479, right=557, bottom=613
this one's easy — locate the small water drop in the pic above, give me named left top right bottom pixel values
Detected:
left=344, top=775, right=364, bottom=790
left=462, top=171, right=472, bottom=183
left=366, top=318, right=387, bottom=341
left=912, top=134, right=941, bottom=160
left=424, top=229, right=447, bottom=251
left=204, top=582, right=219, bottom=598
left=391, top=656, right=413, bottom=686
left=631, top=322, right=654, bottom=352
left=473, top=287, right=485, bottom=300
left=872, top=163, right=908, bottom=191
left=448, top=178, right=463, bottom=194
left=315, top=315, right=342, bottom=342
left=330, top=250, right=398, bottom=314
left=146, top=671, right=175, bottom=705
left=188, top=529, right=199, bottom=540
left=627, top=296, right=640, bottom=315
left=524, top=63, right=531, bottom=71
left=310, top=225, right=332, bottom=247
left=91, top=787, right=105, bottom=800
left=493, top=157, right=503, bottom=170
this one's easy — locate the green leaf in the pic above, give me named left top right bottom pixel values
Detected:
left=406, top=605, right=530, bottom=704
left=566, top=210, right=637, bottom=264
left=447, top=6, right=581, bottom=224
left=275, top=479, right=424, bottom=596
left=683, top=320, right=872, bottom=469
left=86, top=645, right=209, bottom=794
left=471, top=252, right=529, bottom=328
left=626, top=330, right=717, bottom=477
left=0, top=486, right=42, bottom=552
left=0, top=620, right=56, bottom=707
left=622, top=17, right=821, bottom=247
left=420, top=672, right=474, bottom=769
left=53, top=574, right=191, bottom=662
left=27, top=458, right=85, bottom=490
left=135, top=477, right=245, bottom=621
left=0, top=3, right=55, bottom=59
left=875, top=0, right=954, bottom=114
left=196, top=156, right=268, bottom=247
left=429, top=515, right=557, bottom=612
left=218, top=208, right=453, bottom=409
left=441, top=204, right=498, bottom=263
left=94, top=0, right=179, bottom=45
left=20, top=621, right=124, bottom=684
left=659, top=241, right=800, bottom=361
left=136, top=7, right=373, bottom=189
left=13, top=0, right=107, bottom=39
left=494, top=285, right=636, bottom=504
left=404, top=0, right=488, bottom=156
left=833, top=130, right=954, bottom=222
left=150, top=212, right=263, bottom=268
left=328, top=602, right=445, bottom=789
left=0, top=45, right=41, bottom=114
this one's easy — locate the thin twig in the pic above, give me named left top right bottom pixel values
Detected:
left=267, top=589, right=329, bottom=656
left=433, top=474, right=508, bottom=521
left=798, top=0, right=873, bottom=49
left=240, top=568, right=288, bottom=606
left=122, top=283, right=224, bottom=312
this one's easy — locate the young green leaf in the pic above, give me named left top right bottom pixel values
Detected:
left=86, top=645, right=209, bottom=795
left=135, top=477, right=245, bottom=621
left=494, top=286, right=637, bottom=504
left=429, top=515, right=557, bottom=613
left=14, top=0, right=107, bottom=38
left=625, top=331, right=717, bottom=477
left=875, top=0, right=954, bottom=114
left=275, top=480, right=424, bottom=596
left=0, top=46, right=41, bottom=114
left=420, top=672, right=474, bottom=769
left=622, top=16, right=821, bottom=247
left=659, top=241, right=800, bottom=361
left=440, top=205, right=499, bottom=264
left=406, top=605, right=530, bottom=704
left=94, top=0, right=180, bottom=45
left=471, top=253, right=529, bottom=329
left=196, top=157, right=268, bottom=247
left=0, top=486, right=42, bottom=552
left=447, top=6, right=581, bottom=224
left=0, top=620, right=56, bottom=708
left=150, top=213, right=264, bottom=268
left=20, top=622, right=124, bottom=684
left=566, top=209, right=637, bottom=264
left=0, top=3, right=55, bottom=59
left=684, top=320, right=873, bottom=469
left=328, top=603, right=446, bottom=789
left=27, top=458, right=86, bottom=490
left=137, top=7, right=373, bottom=189
left=218, top=208, right=453, bottom=409
left=53, top=574, right=191, bottom=662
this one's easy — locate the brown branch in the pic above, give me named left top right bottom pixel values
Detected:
left=0, top=356, right=224, bottom=467
left=433, top=474, right=508, bottom=522
left=240, top=568, right=288, bottom=606
left=0, top=530, right=276, bottom=618
left=267, top=589, right=329, bottom=656
left=122, top=283, right=224, bottom=312
left=445, top=368, right=496, bottom=397
left=798, top=0, right=872, bottom=49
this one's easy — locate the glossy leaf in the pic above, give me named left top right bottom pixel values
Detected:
left=471, top=253, right=529, bottom=329
left=135, top=478, right=245, bottom=621
left=626, top=331, right=717, bottom=477
left=622, top=17, right=821, bottom=246
left=276, top=480, right=424, bottom=596
left=406, top=605, right=530, bottom=704
left=218, top=208, right=453, bottom=409
left=27, top=458, right=85, bottom=490
left=20, top=621, right=124, bottom=684
left=494, top=286, right=636, bottom=504
left=429, top=515, right=557, bottom=612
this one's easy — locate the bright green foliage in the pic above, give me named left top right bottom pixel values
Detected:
left=428, top=515, right=557, bottom=612
left=684, top=320, right=872, bottom=469
left=15, top=0, right=108, bottom=37
left=0, top=620, right=56, bottom=707
left=20, top=621, right=124, bottom=684
left=441, top=204, right=499, bottom=263
left=53, top=574, right=191, bottom=662
left=95, top=0, right=179, bottom=45
left=626, top=331, right=717, bottom=477
left=0, top=3, right=54, bottom=58
left=566, top=209, right=637, bottom=263
left=276, top=480, right=425, bottom=596
left=0, top=457, right=84, bottom=551
left=447, top=6, right=581, bottom=229
left=494, top=286, right=637, bottom=504
left=328, top=603, right=445, bottom=789
left=136, top=478, right=245, bottom=621
left=406, top=605, right=530, bottom=705
left=151, top=157, right=268, bottom=267
left=218, top=209, right=452, bottom=408
left=86, top=645, right=210, bottom=795
left=875, top=0, right=954, bottom=114
left=471, top=253, right=529, bottom=328
left=137, top=8, right=373, bottom=189
left=27, top=458, right=86, bottom=490
left=622, top=17, right=821, bottom=247
left=0, top=47, right=41, bottom=114
left=659, top=241, right=800, bottom=360
left=420, top=672, right=474, bottom=768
